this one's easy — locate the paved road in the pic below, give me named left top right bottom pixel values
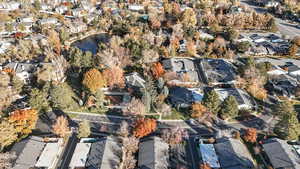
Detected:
left=240, top=0, right=300, bottom=39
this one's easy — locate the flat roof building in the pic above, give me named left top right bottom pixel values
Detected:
left=199, top=143, right=220, bottom=168
left=69, top=143, right=91, bottom=169
left=35, top=141, right=63, bottom=168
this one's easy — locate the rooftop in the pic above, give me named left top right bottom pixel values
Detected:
left=69, top=143, right=91, bottom=168
left=199, top=59, right=236, bottom=85
left=11, top=136, right=45, bottom=169
left=214, top=138, right=255, bottom=169
left=262, top=138, right=300, bottom=169
left=138, top=136, right=170, bottom=169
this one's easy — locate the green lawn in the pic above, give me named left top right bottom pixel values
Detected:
left=162, top=108, right=190, bottom=120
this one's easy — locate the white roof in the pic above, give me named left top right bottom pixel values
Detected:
left=35, top=143, right=61, bottom=167
left=69, top=143, right=91, bottom=168
left=128, top=5, right=144, bottom=11
left=199, top=144, right=220, bottom=168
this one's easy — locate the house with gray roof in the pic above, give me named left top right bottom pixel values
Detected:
left=214, top=88, right=256, bottom=110
left=214, top=137, right=255, bottom=169
left=265, top=74, right=298, bottom=98
left=11, top=136, right=46, bottom=169
left=162, top=58, right=201, bottom=84
left=262, top=138, right=300, bottom=169
left=198, top=59, right=236, bottom=85
left=85, top=137, right=122, bottom=169
left=125, top=72, right=146, bottom=89
left=168, top=87, right=204, bottom=108
left=138, top=136, right=170, bottom=169
left=4, top=62, right=38, bottom=83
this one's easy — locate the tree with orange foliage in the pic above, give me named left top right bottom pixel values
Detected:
left=102, top=66, right=125, bottom=89
left=8, top=109, right=38, bottom=136
left=133, top=118, right=157, bottom=138
left=82, top=68, right=106, bottom=93
left=151, top=62, right=165, bottom=79
left=191, top=103, right=207, bottom=118
left=199, top=163, right=212, bottom=169
left=243, top=128, right=257, bottom=143
left=52, top=116, right=70, bottom=138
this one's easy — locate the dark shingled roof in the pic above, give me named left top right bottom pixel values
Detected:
left=85, top=137, right=121, bottom=169
left=263, top=138, right=300, bottom=169
left=138, top=136, right=170, bottom=169
left=11, top=136, right=45, bottom=169
left=199, top=59, right=236, bottom=84
left=214, top=138, right=254, bottom=169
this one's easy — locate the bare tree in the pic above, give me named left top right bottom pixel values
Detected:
left=123, top=97, right=146, bottom=116
left=120, top=136, right=139, bottom=169
left=118, top=121, right=129, bottom=137
left=0, top=152, right=16, bottom=169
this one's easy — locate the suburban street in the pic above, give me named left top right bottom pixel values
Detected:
left=241, top=0, right=300, bottom=38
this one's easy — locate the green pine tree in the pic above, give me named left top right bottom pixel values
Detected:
left=274, top=101, right=294, bottom=117
left=219, top=95, right=239, bottom=119
left=202, top=90, right=220, bottom=114
left=78, top=120, right=91, bottom=138
left=29, top=88, right=50, bottom=114
left=274, top=111, right=300, bottom=140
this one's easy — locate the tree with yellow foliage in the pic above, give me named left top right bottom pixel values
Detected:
left=8, top=109, right=38, bottom=136
left=191, top=103, right=207, bottom=118
left=82, top=68, right=106, bottom=93
left=52, top=116, right=70, bottom=138
left=0, top=120, right=17, bottom=151
left=181, top=8, right=197, bottom=28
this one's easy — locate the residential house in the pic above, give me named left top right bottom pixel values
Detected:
left=265, top=74, right=298, bottom=98
left=0, top=1, right=20, bottom=11
left=214, top=88, right=256, bottom=110
left=138, top=136, right=170, bottom=169
left=11, top=136, right=46, bottom=169
left=199, top=143, right=221, bottom=168
left=214, top=137, right=255, bottom=169
left=0, top=41, right=12, bottom=54
left=55, top=5, right=68, bottom=14
left=265, top=1, right=279, bottom=7
left=40, top=3, right=52, bottom=11
left=39, top=18, right=58, bottom=25
left=128, top=4, right=144, bottom=11
left=199, top=59, right=237, bottom=85
left=168, top=87, right=203, bottom=108
left=81, top=0, right=95, bottom=11
left=198, top=30, right=214, bottom=40
left=102, top=88, right=131, bottom=109
left=249, top=44, right=268, bottom=55
left=266, top=34, right=285, bottom=43
left=4, top=62, right=38, bottom=83
left=249, top=34, right=266, bottom=43
left=237, top=34, right=251, bottom=43
left=69, top=142, right=92, bottom=169
left=125, top=72, right=146, bottom=89
left=85, top=137, right=122, bottom=169
left=69, top=21, right=87, bottom=33
left=230, top=6, right=243, bottom=14
left=35, top=139, right=64, bottom=168
left=162, top=58, right=201, bottom=84
left=16, top=16, right=35, bottom=23
left=72, top=8, right=87, bottom=17
left=262, top=138, right=300, bottom=169
left=284, top=65, right=300, bottom=78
